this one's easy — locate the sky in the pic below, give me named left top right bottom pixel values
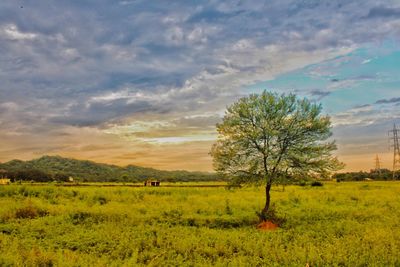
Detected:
left=0, top=0, right=400, bottom=171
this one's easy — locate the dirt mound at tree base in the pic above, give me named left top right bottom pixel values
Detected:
left=257, top=221, right=278, bottom=231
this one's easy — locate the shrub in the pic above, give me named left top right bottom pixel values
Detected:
left=225, top=200, right=233, bottom=215
left=15, top=204, right=48, bottom=219
left=162, top=209, right=183, bottom=221
left=298, top=181, right=307, bottom=186
left=255, top=205, right=285, bottom=225
left=311, top=181, right=323, bottom=187
left=69, top=211, right=92, bottom=224
left=92, top=195, right=108, bottom=205
left=24, top=247, right=55, bottom=267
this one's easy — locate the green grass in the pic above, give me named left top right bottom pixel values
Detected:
left=0, top=182, right=400, bottom=266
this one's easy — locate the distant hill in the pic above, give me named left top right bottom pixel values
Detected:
left=0, top=156, right=220, bottom=182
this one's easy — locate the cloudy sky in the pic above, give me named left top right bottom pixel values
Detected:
left=0, top=0, right=400, bottom=171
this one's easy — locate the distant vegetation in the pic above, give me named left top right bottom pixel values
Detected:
left=333, top=169, right=400, bottom=181
left=0, top=156, right=220, bottom=183
left=2, top=155, right=397, bottom=184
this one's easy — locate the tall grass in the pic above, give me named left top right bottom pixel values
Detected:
left=0, top=182, right=399, bottom=266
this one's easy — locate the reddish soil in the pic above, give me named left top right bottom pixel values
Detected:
left=257, top=221, right=278, bottom=231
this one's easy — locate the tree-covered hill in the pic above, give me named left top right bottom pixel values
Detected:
left=0, top=156, right=220, bottom=182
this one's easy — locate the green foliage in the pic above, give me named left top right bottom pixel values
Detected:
left=333, top=168, right=400, bottom=181
left=211, top=91, right=343, bottom=217
left=255, top=204, right=285, bottom=224
left=211, top=91, right=343, bottom=186
left=225, top=200, right=233, bottom=215
left=5, top=169, right=53, bottom=182
left=298, top=180, right=307, bottom=186
left=311, top=181, right=324, bottom=187
left=0, top=155, right=220, bottom=183
left=14, top=204, right=48, bottom=219
left=0, top=182, right=399, bottom=266
left=92, top=195, right=108, bottom=205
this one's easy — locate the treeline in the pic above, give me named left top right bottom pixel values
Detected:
left=0, top=156, right=221, bottom=183
left=333, top=169, right=400, bottom=182
left=4, top=169, right=70, bottom=183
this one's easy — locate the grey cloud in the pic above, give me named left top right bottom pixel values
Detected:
left=333, top=118, right=400, bottom=154
left=310, top=89, right=330, bottom=100
left=354, top=74, right=377, bottom=80
left=375, top=97, right=400, bottom=104
left=50, top=99, right=160, bottom=127
left=366, top=6, right=400, bottom=18
left=0, top=0, right=399, bottom=131
left=354, top=104, right=371, bottom=109
left=310, top=89, right=330, bottom=97
left=333, top=99, right=400, bottom=128
left=187, top=9, right=244, bottom=23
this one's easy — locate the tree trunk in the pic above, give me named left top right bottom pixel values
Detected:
left=261, top=183, right=272, bottom=221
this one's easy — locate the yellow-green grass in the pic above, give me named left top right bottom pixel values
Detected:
left=0, top=182, right=399, bottom=266
left=23, top=181, right=228, bottom=187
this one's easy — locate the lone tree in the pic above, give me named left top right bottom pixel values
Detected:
left=211, top=91, right=343, bottom=220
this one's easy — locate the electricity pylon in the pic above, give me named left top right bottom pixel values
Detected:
left=374, top=154, right=381, bottom=173
left=388, top=124, right=400, bottom=179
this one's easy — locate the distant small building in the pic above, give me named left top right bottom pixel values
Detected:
left=68, top=176, right=74, bottom=182
left=364, top=178, right=373, bottom=181
left=144, top=180, right=160, bottom=186
left=0, top=178, right=11, bottom=185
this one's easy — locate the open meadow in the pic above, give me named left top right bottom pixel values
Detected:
left=1, top=182, right=400, bottom=266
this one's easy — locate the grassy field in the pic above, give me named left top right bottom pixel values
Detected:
left=0, top=182, right=400, bottom=266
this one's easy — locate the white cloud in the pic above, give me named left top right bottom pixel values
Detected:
left=0, top=0, right=399, bottom=143
left=2, top=24, right=37, bottom=40
left=140, top=135, right=216, bottom=144
left=332, top=102, right=400, bottom=127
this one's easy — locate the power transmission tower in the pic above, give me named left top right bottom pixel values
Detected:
left=374, top=154, right=381, bottom=173
left=388, top=124, right=400, bottom=179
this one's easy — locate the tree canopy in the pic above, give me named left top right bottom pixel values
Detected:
left=211, top=91, right=343, bottom=219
